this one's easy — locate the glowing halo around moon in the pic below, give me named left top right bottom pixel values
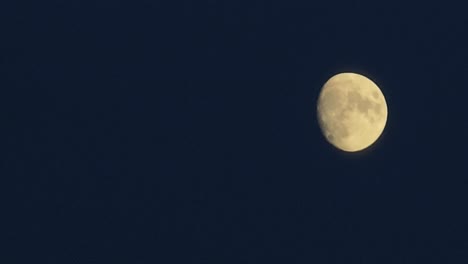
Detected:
left=317, top=72, right=388, bottom=152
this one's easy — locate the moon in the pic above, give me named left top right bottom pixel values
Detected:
left=317, top=72, right=388, bottom=152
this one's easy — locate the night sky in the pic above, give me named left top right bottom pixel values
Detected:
left=3, top=1, right=468, bottom=263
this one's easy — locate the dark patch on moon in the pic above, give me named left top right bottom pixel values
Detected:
left=346, top=90, right=383, bottom=123
left=374, top=102, right=383, bottom=115
left=347, top=90, right=374, bottom=113
left=372, top=91, right=379, bottom=99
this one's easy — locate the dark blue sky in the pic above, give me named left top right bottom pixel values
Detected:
left=3, top=1, right=468, bottom=263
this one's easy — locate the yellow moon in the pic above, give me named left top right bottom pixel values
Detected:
left=317, top=72, right=388, bottom=152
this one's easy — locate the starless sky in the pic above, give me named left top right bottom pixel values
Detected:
left=2, top=0, right=468, bottom=263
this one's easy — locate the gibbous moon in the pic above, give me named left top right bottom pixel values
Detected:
left=317, top=72, right=388, bottom=152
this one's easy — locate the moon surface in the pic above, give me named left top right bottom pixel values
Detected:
left=317, top=72, right=388, bottom=152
